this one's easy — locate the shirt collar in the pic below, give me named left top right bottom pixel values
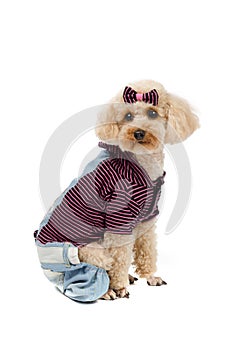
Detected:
left=98, top=141, right=166, bottom=184
left=98, top=142, right=135, bottom=160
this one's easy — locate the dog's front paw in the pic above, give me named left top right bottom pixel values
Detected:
left=114, top=287, right=130, bottom=298
left=100, top=289, right=117, bottom=300
left=147, top=276, right=167, bottom=286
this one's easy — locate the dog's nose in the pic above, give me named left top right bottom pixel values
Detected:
left=134, top=130, right=145, bottom=140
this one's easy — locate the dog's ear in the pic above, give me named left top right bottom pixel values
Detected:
left=164, top=93, right=199, bottom=144
left=95, top=122, right=119, bottom=141
left=95, top=104, right=119, bottom=142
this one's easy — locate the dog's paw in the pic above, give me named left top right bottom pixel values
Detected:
left=147, top=276, right=167, bottom=286
left=128, top=274, right=138, bottom=285
left=114, top=287, right=130, bottom=298
left=100, top=289, right=117, bottom=300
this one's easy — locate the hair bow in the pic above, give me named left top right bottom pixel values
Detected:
left=123, top=86, right=159, bottom=106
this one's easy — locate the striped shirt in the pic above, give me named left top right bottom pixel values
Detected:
left=35, top=142, right=165, bottom=247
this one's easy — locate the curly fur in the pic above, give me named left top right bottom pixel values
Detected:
left=79, top=79, right=199, bottom=298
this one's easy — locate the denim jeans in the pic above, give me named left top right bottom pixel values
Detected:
left=36, top=241, right=109, bottom=302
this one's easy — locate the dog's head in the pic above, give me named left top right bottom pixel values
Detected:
left=96, top=80, right=199, bottom=154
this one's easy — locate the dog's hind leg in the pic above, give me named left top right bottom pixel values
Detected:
left=102, top=232, right=134, bottom=298
left=78, top=241, right=113, bottom=271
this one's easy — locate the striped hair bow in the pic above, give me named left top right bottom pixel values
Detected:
left=123, top=86, right=159, bottom=106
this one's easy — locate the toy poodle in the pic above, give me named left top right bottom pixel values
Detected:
left=35, top=80, right=199, bottom=302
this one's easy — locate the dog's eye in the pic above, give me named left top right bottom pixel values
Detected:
left=124, top=113, right=134, bottom=121
left=147, top=109, right=159, bottom=119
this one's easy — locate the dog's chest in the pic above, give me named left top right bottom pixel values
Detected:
left=135, top=152, right=164, bottom=181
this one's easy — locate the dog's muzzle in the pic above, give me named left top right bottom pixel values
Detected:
left=134, top=129, right=146, bottom=140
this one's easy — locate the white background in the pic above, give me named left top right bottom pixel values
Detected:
left=1, top=1, right=231, bottom=349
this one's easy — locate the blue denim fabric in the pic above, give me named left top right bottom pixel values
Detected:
left=36, top=242, right=109, bottom=302
left=63, top=263, right=109, bottom=302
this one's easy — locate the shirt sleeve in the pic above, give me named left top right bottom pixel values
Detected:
left=93, top=158, right=148, bottom=235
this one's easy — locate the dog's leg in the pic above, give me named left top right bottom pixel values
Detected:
left=101, top=232, right=134, bottom=299
left=133, top=227, right=167, bottom=286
